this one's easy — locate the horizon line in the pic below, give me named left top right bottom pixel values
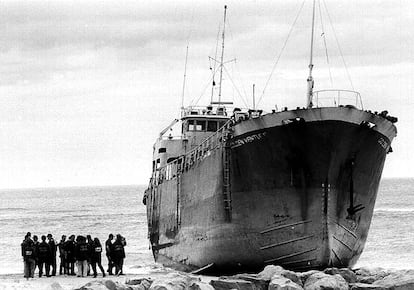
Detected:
left=0, top=183, right=147, bottom=191
left=0, top=176, right=413, bottom=191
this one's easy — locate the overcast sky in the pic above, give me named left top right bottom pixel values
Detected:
left=0, top=0, right=413, bottom=188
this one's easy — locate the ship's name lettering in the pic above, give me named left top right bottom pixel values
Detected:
left=377, top=138, right=389, bottom=151
left=231, top=132, right=267, bottom=148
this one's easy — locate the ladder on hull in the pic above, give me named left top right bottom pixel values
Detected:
left=176, top=173, right=181, bottom=227
left=222, top=129, right=232, bottom=222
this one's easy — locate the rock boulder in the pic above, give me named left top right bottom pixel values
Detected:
left=256, top=265, right=301, bottom=287
left=189, top=281, right=216, bottom=290
left=126, top=278, right=153, bottom=290
left=258, top=265, right=285, bottom=281
left=269, top=275, right=303, bottom=290
left=279, top=270, right=302, bottom=287
left=303, top=272, right=348, bottom=290
left=210, top=278, right=255, bottom=290
left=231, top=274, right=269, bottom=290
left=297, top=270, right=320, bottom=286
left=74, top=280, right=128, bottom=290
left=349, top=283, right=388, bottom=290
left=373, top=269, right=414, bottom=290
left=149, top=272, right=197, bottom=290
left=324, top=267, right=357, bottom=283
left=354, top=267, right=391, bottom=284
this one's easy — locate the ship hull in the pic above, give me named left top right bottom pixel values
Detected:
left=145, top=107, right=396, bottom=273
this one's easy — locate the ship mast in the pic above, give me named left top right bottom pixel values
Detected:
left=306, top=0, right=316, bottom=108
left=180, top=45, right=189, bottom=117
left=218, top=5, right=228, bottom=104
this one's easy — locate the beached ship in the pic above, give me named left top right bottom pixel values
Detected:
left=143, top=3, right=397, bottom=273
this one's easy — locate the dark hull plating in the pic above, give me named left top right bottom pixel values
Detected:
left=145, top=107, right=396, bottom=273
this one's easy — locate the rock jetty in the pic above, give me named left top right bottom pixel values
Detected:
left=74, top=265, right=414, bottom=290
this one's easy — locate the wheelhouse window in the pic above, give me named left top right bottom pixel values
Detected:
left=196, top=120, right=206, bottom=131
left=186, top=118, right=226, bottom=132
left=188, top=119, right=206, bottom=131
left=188, top=120, right=195, bottom=131
left=207, top=121, right=218, bottom=132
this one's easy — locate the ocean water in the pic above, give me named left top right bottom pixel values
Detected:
left=0, top=185, right=154, bottom=275
left=356, top=178, right=414, bottom=269
left=0, top=179, right=413, bottom=275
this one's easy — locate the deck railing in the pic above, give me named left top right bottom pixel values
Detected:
left=313, top=89, right=363, bottom=110
left=181, top=105, right=230, bottom=117
left=152, top=120, right=232, bottom=185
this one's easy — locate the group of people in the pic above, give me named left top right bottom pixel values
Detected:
left=21, top=232, right=127, bottom=279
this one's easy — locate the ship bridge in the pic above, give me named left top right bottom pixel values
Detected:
left=181, top=105, right=230, bottom=140
left=152, top=105, right=231, bottom=173
left=151, top=104, right=263, bottom=181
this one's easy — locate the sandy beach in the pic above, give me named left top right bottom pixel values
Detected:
left=0, top=265, right=176, bottom=290
left=0, top=273, right=146, bottom=290
left=0, top=273, right=119, bottom=290
left=0, top=272, right=165, bottom=290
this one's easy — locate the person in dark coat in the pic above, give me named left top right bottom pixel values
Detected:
left=47, top=234, right=57, bottom=276
left=119, top=235, right=126, bottom=274
left=111, top=234, right=126, bottom=275
left=91, top=237, right=106, bottom=278
left=57, top=235, right=67, bottom=275
left=21, top=234, right=36, bottom=279
left=75, top=236, right=90, bottom=277
left=105, top=234, right=114, bottom=275
left=32, top=235, right=39, bottom=275
left=65, top=235, right=76, bottom=275
left=86, top=235, right=94, bottom=275
left=37, top=235, right=52, bottom=277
